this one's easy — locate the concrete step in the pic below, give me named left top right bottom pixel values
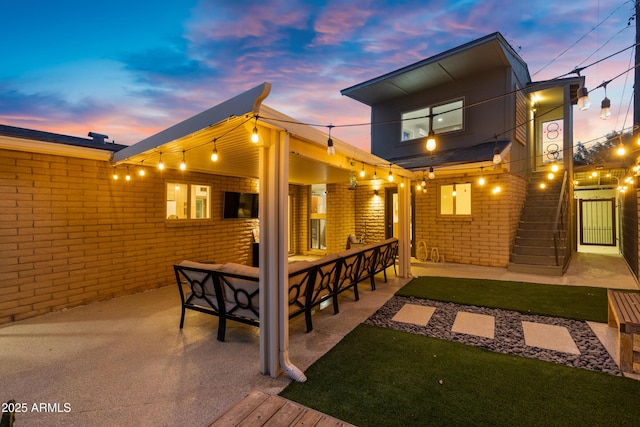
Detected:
left=515, top=236, right=563, bottom=247
left=509, top=253, right=559, bottom=266
left=512, top=245, right=565, bottom=257
left=518, top=221, right=555, bottom=231
left=516, top=229, right=555, bottom=239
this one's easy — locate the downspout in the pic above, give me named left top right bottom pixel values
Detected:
left=277, top=130, right=307, bottom=382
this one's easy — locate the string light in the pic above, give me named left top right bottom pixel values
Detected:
left=327, top=125, right=335, bottom=156
left=387, top=164, right=394, bottom=182
left=251, top=116, right=259, bottom=143
left=452, top=183, right=457, bottom=197
left=138, top=161, right=146, bottom=176
left=112, top=169, right=119, bottom=180
left=478, top=167, right=485, bottom=185
left=211, top=138, right=219, bottom=162
left=360, top=162, right=366, bottom=178
left=551, top=162, right=559, bottom=173
left=157, top=152, right=165, bottom=170
left=428, top=166, right=435, bottom=180
left=180, top=151, right=187, bottom=170
left=425, top=129, right=437, bottom=152
left=125, top=167, right=131, bottom=181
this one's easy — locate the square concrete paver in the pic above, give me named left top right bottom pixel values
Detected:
left=392, top=304, right=436, bottom=326
left=452, top=311, right=495, bottom=339
left=522, top=321, right=580, bottom=355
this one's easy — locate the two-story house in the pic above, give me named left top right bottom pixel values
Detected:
left=343, top=32, right=582, bottom=275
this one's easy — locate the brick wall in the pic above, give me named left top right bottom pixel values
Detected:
left=355, top=183, right=387, bottom=244
left=413, top=173, right=526, bottom=267
left=326, top=183, right=356, bottom=253
left=0, top=148, right=260, bottom=324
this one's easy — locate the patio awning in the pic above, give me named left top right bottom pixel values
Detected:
left=112, top=82, right=413, bottom=184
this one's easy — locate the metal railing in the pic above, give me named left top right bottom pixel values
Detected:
left=553, top=170, right=570, bottom=266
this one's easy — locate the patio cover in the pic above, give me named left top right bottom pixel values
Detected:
left=112, top=83, right=414, bottom=381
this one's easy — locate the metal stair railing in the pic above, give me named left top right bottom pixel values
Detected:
left=553, top=170, right=569, bottom=266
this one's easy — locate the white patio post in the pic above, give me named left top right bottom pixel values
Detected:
left=397, top=177, right=412, bottom=278
left=258, top=128, right=305, bottom=381
left=258, top=128, right=279, bottom=377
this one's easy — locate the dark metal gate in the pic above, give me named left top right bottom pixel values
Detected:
left=579, top=198, right=616, bottom=246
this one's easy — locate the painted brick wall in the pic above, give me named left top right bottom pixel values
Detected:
left=413, top=173, right=526, bottom=267
left=355, top=183, right=387, bottom=244
left=326, top=183, right=356, bottom=253
left=0, top=148, right=260, bottom=324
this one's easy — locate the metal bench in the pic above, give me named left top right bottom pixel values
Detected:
left=607, top=289, right=640, bottom=374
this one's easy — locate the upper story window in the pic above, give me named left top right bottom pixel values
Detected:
left=166, top=182, right=211, bottom=220
left=440, top=183, right=471, bottom=216
left=401, top=99, right=463, bottom=141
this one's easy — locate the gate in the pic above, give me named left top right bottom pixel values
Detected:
left=579, top=198, right=616, bottom=246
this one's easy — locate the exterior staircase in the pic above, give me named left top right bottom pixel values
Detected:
left=507, top=171, right=568, bottom=276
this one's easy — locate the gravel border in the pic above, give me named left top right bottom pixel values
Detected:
left=365, top=295, right=622, bottom=376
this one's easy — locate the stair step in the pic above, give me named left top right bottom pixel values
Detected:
left=509, top=253, right=559, bottom=266
left=515, top=236, right=564, bottom=246
left=516, top=229, right=555, bottom=239
left=518, top=221, right=555, bottom=231
left=512, top=245, right=565, bottom=256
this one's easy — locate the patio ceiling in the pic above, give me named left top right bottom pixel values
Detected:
left=113, top=84, right=413, bottom=185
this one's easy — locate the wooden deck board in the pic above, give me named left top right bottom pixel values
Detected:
left=209, top=390, right=354, bottom=427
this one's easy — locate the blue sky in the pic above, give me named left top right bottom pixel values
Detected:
left=0, top=0, right=636, bottom=151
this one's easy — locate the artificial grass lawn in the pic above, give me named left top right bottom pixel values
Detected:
left=396, top=276, right=609, bottom=323
left=281, top=324, right=640, bottom=426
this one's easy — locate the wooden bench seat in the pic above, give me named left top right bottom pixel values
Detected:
left=607, top=289, right=640, bottom=374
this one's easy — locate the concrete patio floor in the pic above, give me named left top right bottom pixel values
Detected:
left=1, top=252, right=638, bottom=426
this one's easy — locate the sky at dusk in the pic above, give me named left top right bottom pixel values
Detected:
left=1, top=0, right=637, bottom=152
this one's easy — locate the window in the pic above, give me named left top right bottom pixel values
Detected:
left=440, top=183, right=471, bottom=216
left=401, top=99, right=463, bottom=141
left=166, top=182, right=211, bottom=220
left=310, top=184, right=326, bottom=250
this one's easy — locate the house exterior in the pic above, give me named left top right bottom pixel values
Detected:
left=0, top=85, right=413, bottom=339
left=343, top=32, right=582, bottom=273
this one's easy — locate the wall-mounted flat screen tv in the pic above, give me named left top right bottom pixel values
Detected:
left=223, top=191, right=259, bottom=219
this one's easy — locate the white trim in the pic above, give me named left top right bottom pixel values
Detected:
left=0, top=135, right=114, bottom=161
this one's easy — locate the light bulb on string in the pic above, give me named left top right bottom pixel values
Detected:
left=180, top=151, right=187, bottom=171
left=387, top=164, right=393, bottom=182
left=478, top=167, right=485, bottom=186
left=428, top=166, right=435, bottom=180
left=360, top=162, right=366, bottom=178
left=211, top=138, right=219, bottom=162
left=158, top=152, right=165, bottom=171
left=125, top=167, right=131, bottom=181
left=251, top=116, right=259, bottom=143
left=327, top=125, right=335, bottom=156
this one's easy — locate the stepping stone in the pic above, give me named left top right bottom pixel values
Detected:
left=522, top=321, right=580, bottom=355
left=392, top=304, right=436, bottom=326
left=452, top=312, right=495, bottom=339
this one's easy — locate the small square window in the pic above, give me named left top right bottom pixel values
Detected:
left=166, top=182, right=211, bottom=220
left=440, top=183, right=471, bottom=216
